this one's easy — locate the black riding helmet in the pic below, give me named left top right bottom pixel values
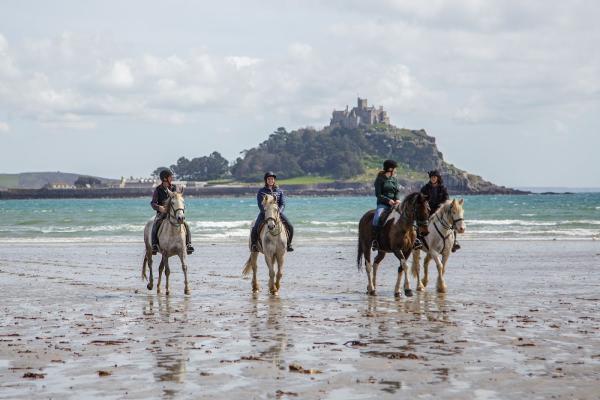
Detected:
left=383, top=159, right=398, bottom=171
left=263, top=171, right=277, bottom=182
left=159, top=168, right=174, bottom=181
left=428, top=170, right=441, bottom=178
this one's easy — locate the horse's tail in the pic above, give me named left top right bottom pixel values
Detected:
left=142, top=254, right=148, bottom=281
left=357, top=238, right=364, bottom=272
left=242, top=253, right=256, bottom=276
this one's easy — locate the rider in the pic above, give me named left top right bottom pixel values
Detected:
left=371, top=159, right=402, bottom=250
left=250, top=171, right=294, bottom=252
left=420, top=170, right=460, bottom=252
left=150, top=169, right=194, bottom=255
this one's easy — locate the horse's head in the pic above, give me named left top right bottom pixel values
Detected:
left=262, top=194, right=280, bottom=231
left=450, top=199, right=466, bottom=234
left=167, top=190, right=186, bottom=224
left=413, top=192, right=430, bottom=236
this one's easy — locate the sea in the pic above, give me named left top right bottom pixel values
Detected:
left=0, top=193, right=599, bottom=243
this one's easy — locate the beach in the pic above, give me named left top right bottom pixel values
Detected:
left=1, top=240, right=599, bottom=399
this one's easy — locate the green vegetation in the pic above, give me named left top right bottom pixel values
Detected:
left=154, top=151, right=229, bottom=181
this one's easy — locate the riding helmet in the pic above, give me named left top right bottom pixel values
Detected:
left=263, top=171, right=277, bottom=182
left=159, top=168, right=174, bottom=181
left=383, top=159, right=398, bottom=171
left=428, top=170, right=441, bottom=178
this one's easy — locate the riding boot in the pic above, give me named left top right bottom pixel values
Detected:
left=281, top=214, right=294, bottom=252
left=151, top=218, right=161, bottom=255
left=184, top=221, right=194, bottom=255
left=371, top=225, right=380, bottom=251
left=452, top=237, right=461, bottom=253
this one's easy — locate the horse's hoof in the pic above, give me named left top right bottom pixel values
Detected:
left=146, top=283, right=153, bottom=291
left=184, top=289, right=190, bottom=295
left=437, top=287, right=447, bottom=293
left=394, top=292, right=401, bottom=298
left=367, top=290, right=377, bottom=296
left=165, top=291, right=170, bottom=296
left=416, top=286, right=425, bottom=292
left=404, top=289, right=413, bottom=297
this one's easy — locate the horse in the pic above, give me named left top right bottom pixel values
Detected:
left=411, top=199, right=466, bottom=293
left=242, top=194, right=288, bottom=295
left=141, top=189, right=190, bottom=296
left=357, top=192, right=430, bottom=297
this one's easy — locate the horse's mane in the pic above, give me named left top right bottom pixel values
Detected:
left=399, top=192, right=421, bottom=214
left=432, top=200, right=452, bottom=219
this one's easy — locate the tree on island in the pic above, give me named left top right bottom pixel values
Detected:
left=74, top=176, right=102, bottom=187
left=153, top=151, right=230, bottom=181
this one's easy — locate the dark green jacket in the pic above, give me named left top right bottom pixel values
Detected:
left=374, top=173, right=400, bottom=206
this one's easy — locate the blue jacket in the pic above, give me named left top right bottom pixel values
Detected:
left=257, top=185, right=285, bottom=213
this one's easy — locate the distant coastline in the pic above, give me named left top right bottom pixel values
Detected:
left=0, top=182, right=528, bottom=200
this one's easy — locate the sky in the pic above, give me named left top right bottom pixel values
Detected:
left=0, top=0, right=598, bottom=187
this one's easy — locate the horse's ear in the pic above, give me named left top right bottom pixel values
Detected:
left=458, top=198, right=464, bottom=205
left=177, top=185, right=184, bottom=195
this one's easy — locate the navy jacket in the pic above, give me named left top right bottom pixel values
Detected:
left=257, top=185, right=285, bottom=214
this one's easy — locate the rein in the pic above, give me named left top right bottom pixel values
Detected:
left=431, top=203, right=462, bottom=252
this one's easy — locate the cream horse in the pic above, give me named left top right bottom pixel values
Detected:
left=242, top=194, right=288, bottom=295
left=142, top=190, right=190, bottom=295
left=411, top=199, right=465, bottom=293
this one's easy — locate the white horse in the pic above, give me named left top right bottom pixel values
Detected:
left=142, top=190, right=190, bottom=295
left=242, top=194, right=288, bottom=295
left=411, top=199, right=466, bottom=293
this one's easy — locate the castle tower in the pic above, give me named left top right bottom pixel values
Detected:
left=357, top=97, right=368, bottom=110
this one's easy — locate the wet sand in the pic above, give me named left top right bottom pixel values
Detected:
left=0, top=240, right=599, bottom=399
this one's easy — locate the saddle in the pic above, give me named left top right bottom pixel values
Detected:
left=252, top=220, right=290, bottom=252
left=377, top=208, right=394, bottom=228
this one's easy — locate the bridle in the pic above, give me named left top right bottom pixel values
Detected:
left=264, top=204, right=282, bottom=236
left=435, top=203, right=463, bottom=230
left=166, top=195, right=185, bottom=227
left=397, top=194, right=429, bottom=228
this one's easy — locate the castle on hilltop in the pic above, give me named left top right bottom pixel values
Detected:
left=330, top=97, right=390, bottom=128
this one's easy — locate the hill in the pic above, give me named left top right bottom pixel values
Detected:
left=0, top=172, right=118, bottom=189
left=231, top=125, right=520, bottom=194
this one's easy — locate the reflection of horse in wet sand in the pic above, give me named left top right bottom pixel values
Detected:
left=411, top=199, right=466, bottom=293
left=357, top=192, right=430, bottom=297
left=242, top=195, right=288, bottom=295
left=142, top=190, right=190, bottom=295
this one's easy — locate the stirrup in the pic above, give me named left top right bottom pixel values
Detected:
left=186, top=244, right=194, bottom=255
left=452, top=242, right=460, bottom=253
left=152, top=244, right=159, bottom=255
left=371, top=240, right=379, bottom=251
left=286, top=244, right=294, bottom=252
left=251, top=244, right=259, bottom=253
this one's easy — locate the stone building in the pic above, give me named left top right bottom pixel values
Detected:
left=330, top=97, right=390, bottom=128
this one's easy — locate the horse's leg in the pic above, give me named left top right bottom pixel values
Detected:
left=165, top=258, right=171, bottom=296
left=265, top=254, right=277, bottom=295
left=422, top=253, right=432, bottom=288
left=402, top=257, right=412, bottom=297
left=393, top=251, right=406, bottom=297
left=179, top=254, right=190, bottom=295
left=146, top=254, right=154, bottom=291
left=412, top=250, right=424, bottom=291
left=157, top=257, right=165, bottom=294
left=432, top=253, right=446, bottom=293
left=364, top=246, right=375, bottom=296
left=275, top=251, right=284, bottom=292
left=250, top=252, right=260, bottom=293
left=371, top=252, right=386, bottom=296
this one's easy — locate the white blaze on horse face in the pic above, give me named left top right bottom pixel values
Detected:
left=263, top=194, right=278, bottom=230
left=453, top=201, right=466, bottom=233
left=172, top=193, right=185, bottom=223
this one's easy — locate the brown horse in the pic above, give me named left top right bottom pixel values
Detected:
left=357, top=192, right=430, bottom=297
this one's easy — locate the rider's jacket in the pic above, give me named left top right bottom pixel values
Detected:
left=151, top=184, right=177, bottom=213
left=374, top=173, right=400, bottom=206
left=420, top=182, right=449, bottom=213
left=257, top=185, right=285, bottom=214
